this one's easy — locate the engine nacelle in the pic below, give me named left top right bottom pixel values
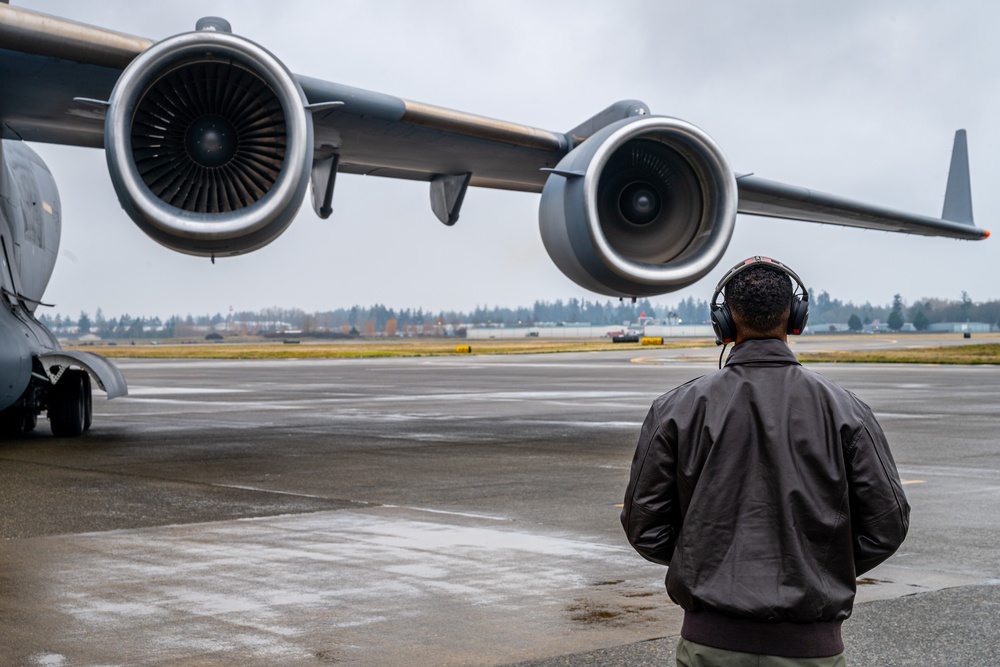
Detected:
left=104, top=29, right=312, bottom=256
left=539, top=116, right=738, bottom=298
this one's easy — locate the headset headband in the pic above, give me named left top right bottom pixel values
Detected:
left=711, top=255, right=808, bottom=308
left=709, top=255, right=810, bottom=349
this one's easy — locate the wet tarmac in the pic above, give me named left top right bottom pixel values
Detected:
left=1, top=340, right=998, bottom=665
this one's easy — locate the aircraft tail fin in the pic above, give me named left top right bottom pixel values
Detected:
left=941, top=129, right=975, bottom=224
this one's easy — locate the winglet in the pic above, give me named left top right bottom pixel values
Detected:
left=942, top=129, right=974, bottom=224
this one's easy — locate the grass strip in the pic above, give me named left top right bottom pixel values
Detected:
left=62, top=339, right=1000, bottom=364
left=64, top=339, right=714, bottom=360
left=798, top=343, right=1000, bottom=365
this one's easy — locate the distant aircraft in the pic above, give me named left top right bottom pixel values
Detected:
left=0, top=5, right=990, bottom=437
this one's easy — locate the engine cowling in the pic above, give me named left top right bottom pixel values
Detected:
left=539, top=116, right=738, bottom=298
left=104, top=29, right=312, bottom=257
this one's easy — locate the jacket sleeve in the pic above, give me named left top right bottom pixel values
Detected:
left=621, top=403, right=682, bottom=566
left=845, top=408, right=911, bottom=576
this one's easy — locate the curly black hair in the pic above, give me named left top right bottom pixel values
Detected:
left=725, top=265, right=793, bottom=335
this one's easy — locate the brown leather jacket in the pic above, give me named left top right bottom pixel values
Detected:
left=621, top=338, right=909, bottom=656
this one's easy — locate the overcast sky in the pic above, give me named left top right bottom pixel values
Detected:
left=17, top=1, right=1000, bottom=319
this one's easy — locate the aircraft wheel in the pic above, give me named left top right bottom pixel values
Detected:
left=50, top=371, right=86, bottom=437
left=23, top=410, right=37, bottom=434
left=82, top=372, right=93, bottom=431
left=0, top=407, right=36, bottom=438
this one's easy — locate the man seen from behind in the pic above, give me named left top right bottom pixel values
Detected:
left=621, top=256, right=910, bottom=666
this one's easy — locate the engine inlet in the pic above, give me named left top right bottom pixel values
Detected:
left=130, top=60, right=287, bottom=213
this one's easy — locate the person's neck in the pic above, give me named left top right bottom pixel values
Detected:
left=734, top=332, right=787, bottom=345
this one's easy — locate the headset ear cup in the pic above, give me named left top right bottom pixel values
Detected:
left=788, top=297, right=809, bottom=335
left=711, top=303, right=737, bottom=344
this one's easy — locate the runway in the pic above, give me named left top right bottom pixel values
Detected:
left=1, top=341, right=999, bottom=665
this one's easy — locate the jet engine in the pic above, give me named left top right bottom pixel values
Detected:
left=539, top=116, right=738, bottom=297
left=104, top=27, right=312, bottom=257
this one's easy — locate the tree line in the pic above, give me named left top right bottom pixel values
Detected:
left=811, top=290, right=998, bottom=332
left=38, top=290, right=1000, bottom=338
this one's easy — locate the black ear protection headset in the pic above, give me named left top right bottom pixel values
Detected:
left=710, top=255, right=809, bottom=346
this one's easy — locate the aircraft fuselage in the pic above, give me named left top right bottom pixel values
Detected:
left=0, top=139, right=126, bottom=438
left=0, top=139, right=61, bottom=412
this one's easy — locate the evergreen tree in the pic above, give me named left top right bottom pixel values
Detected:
left=887, top=294, right=904, bottom=331
left=129, top=316, right=144, bottom=337
left=891, top=293, right=904, bottom=313
left=887, top=310, right=904, bottom=331
left=848, top=314, right=862, bottom=332
left=94, top=308, right=108, bottom=336
left=912, top=310, right=929, bottom=331
left=960, top=291, right=972, bottom=322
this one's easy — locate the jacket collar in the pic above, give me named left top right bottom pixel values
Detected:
left=724, top=337, right=800, bottom=367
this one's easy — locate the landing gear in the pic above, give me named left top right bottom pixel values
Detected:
left=49, top=370, right=92, bottom=437
left=0, top=405, right=37, bottom=438
left=82, top=371, right=93, bottom=432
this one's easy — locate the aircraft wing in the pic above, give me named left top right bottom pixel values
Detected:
left=0, top=6, right=151, bottom=147
left=0, top=4, right=989, bottom=299
left=0, top=5, right=568, bottom=192
left=736, top=128, right=986, bottom=241
left=295, top=75, right=569, bottom=194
